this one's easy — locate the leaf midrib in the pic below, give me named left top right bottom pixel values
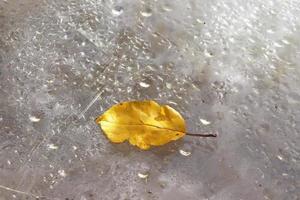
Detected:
left=100, top=120, right=185, bottom=134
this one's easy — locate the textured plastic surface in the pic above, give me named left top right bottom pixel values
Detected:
left=0, top=0, right=299, bottom=199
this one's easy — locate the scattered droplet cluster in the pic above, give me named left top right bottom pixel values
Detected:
left=0, top=0, right=299, bottom=199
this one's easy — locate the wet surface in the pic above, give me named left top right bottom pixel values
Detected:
left=0, top=0, right=299, bottom=199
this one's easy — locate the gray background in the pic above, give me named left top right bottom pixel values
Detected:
left=0, top=0, right=299, bottom=199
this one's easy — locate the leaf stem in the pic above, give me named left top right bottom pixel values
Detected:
left=186, top=132, right=217, bottom=137
left=98, top=120, right=218, bottom=138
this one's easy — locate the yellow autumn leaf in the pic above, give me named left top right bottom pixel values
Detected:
left=95, top=100, right=186, bottom=150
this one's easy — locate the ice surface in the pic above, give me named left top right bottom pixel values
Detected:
left=0, top=0, right=299, bottom=199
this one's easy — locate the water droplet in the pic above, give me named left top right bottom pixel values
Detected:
left=139, top=82, right=150, bottom=88
left=138, top=173, right=148, bottom=179
left=179, top=149, right=191, bottom=156
left=58, top=169, right=66, bottom=177
left=282, top=173, right=288, bottom=176
left=29, top=115, right=41, bottom=122
left=162, top=4, right=172, bottom=12
left=277, top=155, right=283, bottom=161
left=140, top=8, right=152, bottom=17
left=196, top=18, right=204, bottom=24
left=169, top=101, right=178, bottom=106
left=112, top=6, right=124, bottom=16
left=47, top=144, right=59, bottom=150
left=204, top=50, right=214, bottom=58
left=166, top=83, right=172, bottom=89
left=281, top=39, right=290, bottom=45
left=47, top=79, right=54, bottom=83
left=199, top=118, right=211, bottom=125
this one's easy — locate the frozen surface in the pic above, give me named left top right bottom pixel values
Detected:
left=0, top=0, right=300, bottom=199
